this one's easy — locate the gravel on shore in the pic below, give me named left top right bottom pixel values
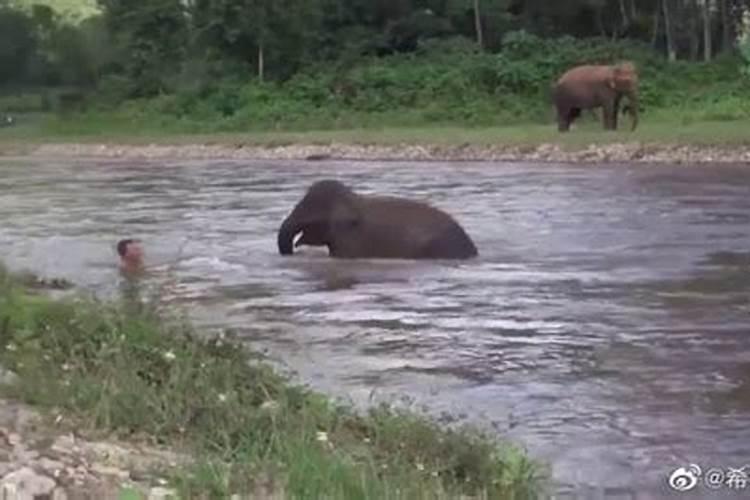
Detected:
left=16, top=141, right=750, bottom=164
left=0, top=395, right=186, bottom=500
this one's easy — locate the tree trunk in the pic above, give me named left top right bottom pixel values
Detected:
left=473, top=0, right=483, bottom=50
left=703, top=0, right=712, bottom=61
left=663, top=0, right=677, bottom=61
left=619, top=0, right=629, bottom=27
left=596, top=8, right=607, bottom=37
left=651, top=2, right=661, bottom=48
left=721, top=0, right=732, bottom=52
left=258, top=44, right=264, bottom=82
left=687, top=0, right=700, bottom=60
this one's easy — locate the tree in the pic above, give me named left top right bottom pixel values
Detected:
left=0, top=6, right=37, bottom=85
left=701, top=0, right=712, bottom=61
left=97, top=0, right=188, bottom=96
left=473, top=0, right=483, bottom=48
left=662, top=0, right=676, bottom=61
left=191, top=0, right=325, bottom=81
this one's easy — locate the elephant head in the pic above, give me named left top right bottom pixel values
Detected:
left=277, top=179, right=478, bottom=260
left=277, top=180, right=358, bottom=255
left=607, top=61, right=639, bottom=131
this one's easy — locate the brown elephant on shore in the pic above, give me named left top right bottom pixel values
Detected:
left=277, top=180, right=478, bottom=260
left=552, top=61, right=639, bottom=132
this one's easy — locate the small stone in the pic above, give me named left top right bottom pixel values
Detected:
left=14, top=449, right=40, bottom=464
left=89, top=463, right=130, bottom=480
left=51, top=434, right=76, bottom=454
left=0, top=466, right=58, bottom=498
left=37, top=457, right=64, bottom=473
left=0, top=368, right=18, bottom=386
left=0, top=463, right=13, bottom=478
left=148, top=486, right=177, bottom=500
left=7, top=433, right=21, bottom=447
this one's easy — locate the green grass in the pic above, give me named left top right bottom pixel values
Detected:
left=3, top=113, right=750, bottom=155
left=0, top=263, right=543, bottom=499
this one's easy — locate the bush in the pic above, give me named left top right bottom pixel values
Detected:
left=45, top=31, right=750, bottom=132
left=0, top=93, right=46, bottom=113
left=0, top=263, right=543, bottom=499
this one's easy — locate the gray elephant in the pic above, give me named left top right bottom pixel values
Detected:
left=277, top=180, right=478, bottom=259
left=552, top=61, right=639, bottom=132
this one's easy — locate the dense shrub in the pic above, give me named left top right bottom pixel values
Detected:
left=22, top=30, right=750, bottom=132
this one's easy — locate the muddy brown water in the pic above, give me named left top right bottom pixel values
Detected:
left=1, top=157, right=749, bottom=498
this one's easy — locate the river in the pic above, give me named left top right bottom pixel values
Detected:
left=1, top=156, right=749, bottom=499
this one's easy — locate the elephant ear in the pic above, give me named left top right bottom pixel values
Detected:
left=607, top=78, right=616, bottom=90
left=612, top=62, right=638, bottom=90
left=329, top=198, right=361, bottom=233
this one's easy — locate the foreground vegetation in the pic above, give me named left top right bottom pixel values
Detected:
left=1, top=1, right=750, bottom=144
left=0, top=263, right=542, bottom=498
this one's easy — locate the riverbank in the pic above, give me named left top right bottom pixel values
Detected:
left=2, top=120, right=750, bottom=164
left=19, top=140, right=750, bottom=164
left=0, top=263, right=542, bottom=499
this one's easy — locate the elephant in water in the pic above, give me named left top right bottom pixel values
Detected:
left=552, top=61, right=639, bottom=132
left=277, top=179, right=478, bottom=259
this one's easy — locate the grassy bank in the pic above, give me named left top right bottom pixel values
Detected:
left=4, top=116, right=750, bottom=154
left=0, top=263, right=542, bottom=499
left=3, top=34, right=750, bottom=154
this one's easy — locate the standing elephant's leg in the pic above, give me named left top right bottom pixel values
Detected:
left=557, top=104, right=571, bottom=132
left=601, top=100, right=616, bottom=130
left=612, top=95, right=623, bottom=130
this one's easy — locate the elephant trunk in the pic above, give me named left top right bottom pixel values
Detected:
left=277, top=215, right=301, bottom=255
left=627, top=91, right=639, bottom=131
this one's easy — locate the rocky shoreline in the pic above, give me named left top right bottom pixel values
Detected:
left=15, top=141, right=750, bottom=164
left=0, top=396, right=186, bottom=500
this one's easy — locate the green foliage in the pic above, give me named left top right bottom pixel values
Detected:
left=2, top=0, right=749, bottom=132
left=33, top=31, right=748, bottom=133
left=740, top=35, right=750, bottom=78
left=96, top=0, right=188, bottom=97
left=0, top=264, right=543, bottom=498
left=0, top=93, right=47, bottom=112
left=0, top=7, right=38, bottom=85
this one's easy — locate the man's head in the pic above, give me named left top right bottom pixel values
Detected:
left=116, top=238, right=144, bottom=270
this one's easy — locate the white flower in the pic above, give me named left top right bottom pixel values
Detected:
left=5, top=343, right=16, bottom=352
left=218, top=393, right=227, bottom=403
left=363, top=437, right=371, bottom=443
left=316, top=431, right=328, bottom=442
left=260, top=400, right=279, bottom=412
left=416, top=463, right=424, bottom=471
left=163, top=350, right=176, bottom=362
